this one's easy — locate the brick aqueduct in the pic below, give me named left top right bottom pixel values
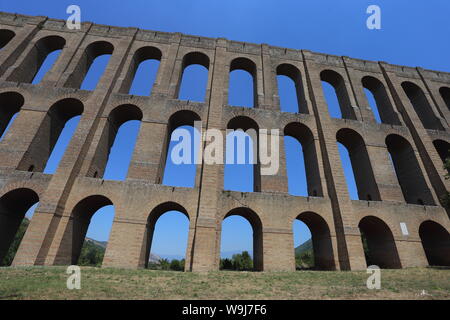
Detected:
left=0, top=11, right=449, bottom=272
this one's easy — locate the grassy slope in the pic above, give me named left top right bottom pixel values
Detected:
left=0, top=266, right=448, bottom=300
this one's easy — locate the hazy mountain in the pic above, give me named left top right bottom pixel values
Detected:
left=295, top=239, right=312, bottom=255
left=85, top=237, right=107, bottom=249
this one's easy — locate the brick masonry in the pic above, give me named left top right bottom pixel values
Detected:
left=0, top=12, right=449, bottom=271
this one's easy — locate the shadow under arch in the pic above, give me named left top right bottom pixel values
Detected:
left=320, top=69, right=355, bottom=120
left=223, top=207, right=263, bottom=271
left=284, top=122, right=323, bottom=197
left=88, top=104, right=143, bottom=178
left=177, top=51, right=210, bottom=102
left=419, top=220, right=450, bottom=267
left=0, top=29, right=15, bottom=49
left=0, top=91, right=24, bottom=139
left=226, top=116, right=260, bottom=192
left=385, top=134, right=434, bottom=205
left=276, top=63, right=308, bottom=114
left=60, top=195, right=114, bottom=265
left=358, top=216, right=401, bottom=269
left=65, top=40, right=114, bottom=89
left=160, top=110, right=201, bottom=185
left=362, top=76, right=401, bottom=125
left=0, top=188, right=39, bottom=263
left=7, top=35, right=66, bottom=83
left=337, top=128, right=380, bottom=201
left=144, top=201, right=190, bottom=268
left=18, top=98, right=84, bottom=173
left=295, top=211, right=335, bottom=270
left=229, top=57, right=257, bottom=108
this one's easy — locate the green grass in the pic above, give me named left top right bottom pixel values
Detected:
left=0, top=266, right=448, bottom=300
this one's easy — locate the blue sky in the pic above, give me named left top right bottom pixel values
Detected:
left=2, top=1, right=449, bottom=262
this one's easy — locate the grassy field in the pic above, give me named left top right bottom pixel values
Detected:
left=0, top=266, right=449, bottom=300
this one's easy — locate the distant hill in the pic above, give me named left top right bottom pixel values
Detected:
left=85, top=237, right=107, bottom=249
left=295, top=239, right=312, bottom=255
left=84, top=237, right=163, bottom=263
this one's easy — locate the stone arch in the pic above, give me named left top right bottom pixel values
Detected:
left=362, top=76, right=401, bottom=125
left=177, top=51, right=210, bottom=102
left=65, top=40, right=114, bottom=89
left=121, top=46, right=162, bottom=94
left=358, top=216, right=402, bottom=269
left=226, top=115, right=260, bottom=192
left=337, top=128, right=380, bottom=201
left=88, top=104, right=143, bottom=178
left=160, top=110, right=201, bottom=185
left=295, top=211, right=335, bottom=270
left=320, top=70, right=355, bottom=120
left=419, top=220, right=450, bottom=266
left=385, top=134, right=434, bottom=205
left=61, top=195, right=114, bottom=265
left=229, top=57, right=258, bottom=107
left=222, top=207, right=263, bottom=271
left=17, top=98, right=84, bottom=173
left=0, top=188, right=39, bottom=263
left=0, top=91, right=24, bottom=139
left=401, top=81, right=444, bottom=131
left=0, top=29, right=15, bottom=49
left=284, top=122, right=323, bottom=197
left=7, top=35, right=66, bottom=83
left=144, top=201, right=190, bottom=268
left=276, top=63, right=308, bottom=114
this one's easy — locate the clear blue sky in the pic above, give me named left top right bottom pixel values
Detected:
left=3, top=1, right=449, bottom=261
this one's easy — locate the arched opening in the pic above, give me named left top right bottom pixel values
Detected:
left=337, top=129, right=380, bottom=201
left=64, top=195, right=114, bottom=266
left=358, top=216, right=402, bottom=269
left=125, top=46, right=162, bottom=96
left=276, top=64, right=308, bottom=114
left=386, top=134, right=434, bottom=205
left=89, top=104, right=142, bottom=180
left=439, top=87, right=450, bottom=111
left=229, top=57, right=257, bottom=108
left=177, top=52, right=210, bottom=102
left=17, top=98, right=84, bottom=173
left=0, top=188, right=39, bottom=265
left=402, top=82, right=444, bottom=131
left=362, top=76, right=401, bottom=125
left=320, top=70, right=355, bottom=120
left=65, top=41, right=114, bottom=90
left=0, top=29, right=15, bottom=49
left=284, top=123, right=323, bottom=197
left=419, top=220, right=450, bottom=266
left=7, top=35, right=65, bottom=84
left=0, top=91, right=24, bottom=140
left=145, top=202, right=190, bottom=271
left=224, top=116, right=260, bottom=192
left=294, top=212, right=335, bottom=270
left=220, top=207, right=263, bottom=271
left=162, top=110, right=201, bottom=187
left=433, top=139, right=450, bottom=173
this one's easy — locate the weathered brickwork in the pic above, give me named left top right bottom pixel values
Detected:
left=0, top=12, right=449, bottom=271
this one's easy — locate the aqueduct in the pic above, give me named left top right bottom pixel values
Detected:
left=0, top=11, right=449, bottom=271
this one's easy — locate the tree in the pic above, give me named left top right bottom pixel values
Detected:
left=78, top=240, right=105, bottom=267
left=170, top=259, right=184, bottom=271
left=159, top=258, right=170, bottom=270
left=220, top=258, right=233, bottom=270
left=231, top=251, right=253, bottom=271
